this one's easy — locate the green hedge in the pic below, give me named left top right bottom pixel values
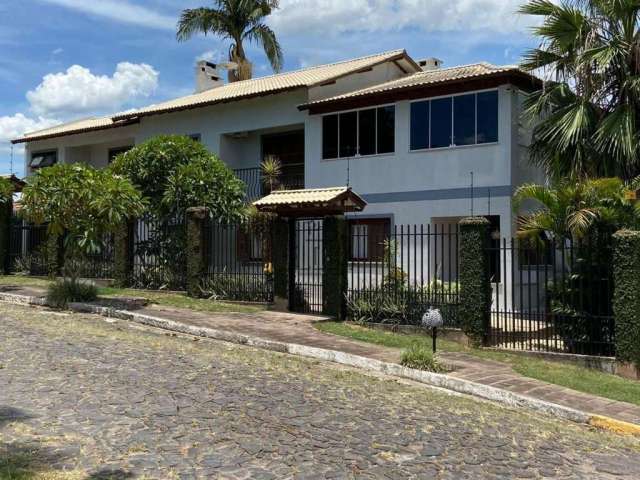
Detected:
left=272, top=218, right=289, bottom=301
left=113, top=220, right=132, bottom=288
left=322, top=216, right=347, bottom=319
left=186, top=207, right=208, bottom=297
left=613, top=230, right=640, bottom=367
left=0, top=201, right=11, bottom=274
left=459, top=217, right=491, bottom=346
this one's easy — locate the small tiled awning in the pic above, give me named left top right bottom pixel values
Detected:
left=253, top=186, right=367, bottom=216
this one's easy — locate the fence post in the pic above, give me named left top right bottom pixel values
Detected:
left=323, top=215, right=348, bottom=319
left=113, top=220, right=133, bottom=288
left=459, top=216, right=491, bottom=346
left=186, top=207, right=208, bottom=298
left=45, top=232, right=61, bottom=278
left=613, top=229, right=640, bottom=379
left=271, top=217, right=289, bottom=310
left=0, top=200, right=11, bottom=274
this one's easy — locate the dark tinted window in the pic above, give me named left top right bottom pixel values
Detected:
left=29, top=150, right=57, bottom=169
left=454, top=94, right=476, bottom=146
left=430, top=97, right=452, bottom=148
left=376, top=106, right=395, bottom=154
left=477, top=90, right=499, bottom=143
left=108, top=146, right=133, bottom=163
left=358, top=109, right=376, bottom=156
left=322, top=114, right=338, bottom=159
left=339, top=111, right=358, bottom=157
left=410, top=101, right=429, bottom=150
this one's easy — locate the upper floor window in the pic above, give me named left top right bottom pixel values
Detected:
left=108, top=146, right=133, bottom=163
left=29, top=150, right=57, bottom=169
left=322, top=105, right=395, bottom=160
left=410, top=90, right=499, bottom=151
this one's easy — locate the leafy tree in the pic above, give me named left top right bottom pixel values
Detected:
left=513, top=177, right=640, bottom=240
left=176, top=0, right=283, bottom=82
left=110, top=135, right=247, bottom=222
left=21, top=163, right=146, bottom=278
left=520, top=0, right=640, bottom=180
left=0, top=177, right=13, bottom=203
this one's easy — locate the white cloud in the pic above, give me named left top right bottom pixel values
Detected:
left=27, top=62, right=159, bottom=118
left=270, top=0, right=530, bottom=36
left=196, top=50, right=221, bottom=63
left=0, top=114, right=58, bottom=153
left=39, top=0, right=175, bottom=30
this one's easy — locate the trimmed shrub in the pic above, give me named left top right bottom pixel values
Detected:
left=613, top=230, right=640, bottom=367
left=46, top=278, right=98, bottom=309
left=400, top=343, right=444, bottom=372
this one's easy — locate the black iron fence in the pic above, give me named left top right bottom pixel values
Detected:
left=201, top=220, right=273, bottom=302
left=8, top=214, right=49, bottom=275
left=130, top=213, right=187, bottom=290
left=487, top=235, right=615, bottom=356
left=347, top=223, right=460, bottom=327
left=291, top=219, right=324, bottom=313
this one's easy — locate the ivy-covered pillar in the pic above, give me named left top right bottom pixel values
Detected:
left=322, top=215, right=348, bottom=319
left=458, top=216, right=491, bottom=346
left=612, top=230, right=640, bottom=379
left=113, top=219, right=134, bottom=288
left=45, top=231, right=62, bottom=278
left=0, top=199, right=12, bottom=274
left=271, top=217, right=289, bottom=310
left=186, top=206, right=208, bottom=297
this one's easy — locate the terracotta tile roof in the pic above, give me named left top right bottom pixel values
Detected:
left=253, top=186, right=366, bottom=212
left=11, top=116, right=138, bottom=144
left=111, top=49, right=413, bottom=121
left=13, top=50, right=413, bottom=144
left=299, top=63, right=535, bottom=109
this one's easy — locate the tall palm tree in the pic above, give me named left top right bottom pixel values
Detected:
left=177, top=0, right=283, bottom=83
left=520, top=0, right=640, bottom=180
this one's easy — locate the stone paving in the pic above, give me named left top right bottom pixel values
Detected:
left=1, top=304, right=640, bottom=479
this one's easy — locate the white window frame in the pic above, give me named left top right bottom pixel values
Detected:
left=409, top=88, right=499, bottom=153
left=321, top=103, right=396, bottom=161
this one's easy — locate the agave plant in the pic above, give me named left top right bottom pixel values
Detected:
left=260, top=155, right=282, bottom=192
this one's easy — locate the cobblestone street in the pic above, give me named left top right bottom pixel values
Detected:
left=1, top=304, right=639, bottom=479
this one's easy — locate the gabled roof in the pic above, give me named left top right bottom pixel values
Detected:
left=253, top=186, right=367, bottom=216
left=13, top=49, right=415, bottom=144
left=112, top=49, right=416, bottom=121
left=299, top=63, right=540, bottom=111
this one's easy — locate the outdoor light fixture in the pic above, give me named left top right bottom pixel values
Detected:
left=422, top=307, right=443, bottom=353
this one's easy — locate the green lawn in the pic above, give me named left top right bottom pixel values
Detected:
left=315, top=321, right=640, bottom=407
left=0, top=275, right=265, bottom=314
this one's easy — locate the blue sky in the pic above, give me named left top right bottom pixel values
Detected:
left=0, top=0, right=539, bottom=177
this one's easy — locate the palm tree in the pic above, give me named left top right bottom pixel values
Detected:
left=520, top=0, right=640, bottom=180
left=177, top=0, right=283, bottom=83
left=513, top=177, right=640, bottom=240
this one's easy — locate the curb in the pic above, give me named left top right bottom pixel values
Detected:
left=1, top=292, right=638, bottom=435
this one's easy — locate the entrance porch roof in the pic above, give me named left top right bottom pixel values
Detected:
left=253, top=186, right=366, bottom=217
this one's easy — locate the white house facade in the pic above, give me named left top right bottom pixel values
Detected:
left=12, top=49, right=543, bottom=250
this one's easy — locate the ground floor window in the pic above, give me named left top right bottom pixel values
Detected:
left=108, top=146, right=133, bottom=163
left=349, top=218, right=390, bottom=261
left=30, top=150, right=57, bottom=169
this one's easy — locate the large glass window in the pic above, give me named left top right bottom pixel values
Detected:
left=29, top=150, right=57, bottom=169
left=377, top=106, right=395, bottom=154
left=358, top=108, right=376, bottom=156
left=322, top=106, right=395, bottom=159
left=349, top=218, right=390, bottom=261
left=339, top=111, right=358, bottom=158
left=477, top=90, right=499, bottom=144
left=410, top=90, right=499, bottom=150
left=322, top=115, right=338, bottom=159
left=430, top=97, right=452, bottom=148
left=454, top=94, right=476, bottom=146
left=410, top=101, right=429, bottom=150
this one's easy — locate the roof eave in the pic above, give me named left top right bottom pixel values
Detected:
left=11, top=117, right=140, bottom=145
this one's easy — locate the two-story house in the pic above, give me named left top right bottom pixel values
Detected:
left=12, top=49, right=542, bottom=256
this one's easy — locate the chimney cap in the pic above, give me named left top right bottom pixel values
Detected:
left=418, top=57, right=444, bottom=71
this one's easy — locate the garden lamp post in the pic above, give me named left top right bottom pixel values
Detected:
left=422, top=307, right=443, bottom=353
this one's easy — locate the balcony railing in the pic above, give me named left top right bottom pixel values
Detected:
left=234, top=167, right=305, bottom=202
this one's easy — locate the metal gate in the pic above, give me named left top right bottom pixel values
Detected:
left=487, top=236, right=615, bottom=356
left=8, top=214, right=49, bottom=275
left=290, top=219, right=323, bottom=313
left=130, top=214, right=187, bottom=290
